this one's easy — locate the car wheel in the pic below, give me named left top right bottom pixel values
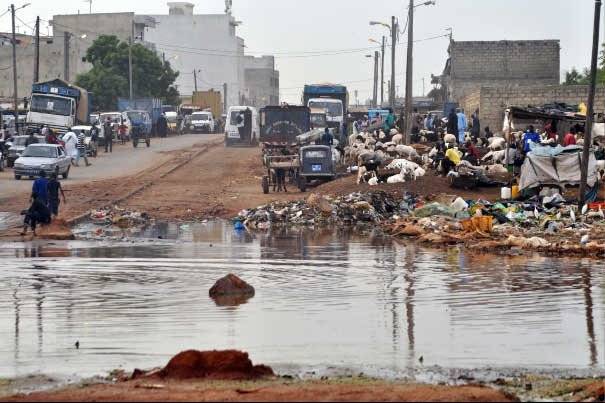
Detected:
left=62, top=166, right=69, bottom=179
left=55, top=166, right=60, bottom=177
left=7, top=160, right=13, bottom=168
left=14, top=174, right=21, bottom=180
left=298, top=176, right=307, bottom=193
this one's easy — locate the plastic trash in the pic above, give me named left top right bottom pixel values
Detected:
left=450, top=197, right=469, bottom=212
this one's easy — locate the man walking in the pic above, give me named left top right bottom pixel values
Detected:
left=76, top=129, right=91, bottom=167
left=103, top=117, right=113, bottom=153
left=47, top=172, right=66, bottom=219
left=20, top=192, right=51, bottom=237
left=456, top=108, right=468, bottom=144
left=471, top=109, right=481, bottom=142
left=32, top=171, right=49, bottom=207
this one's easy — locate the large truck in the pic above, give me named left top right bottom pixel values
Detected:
left=191, top=90, right=223, bottom=118
left=302, top=84, right=348, bottom=136
left=259, top=105, right=310, bottom=144
left=117, top=97, right=163, bottom=134
left=26, top=78, right=91, bottom=134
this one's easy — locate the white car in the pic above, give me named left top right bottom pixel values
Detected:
left=13, top=144, right=71, bottom=180
left=188, top=111, right=215, bottom=133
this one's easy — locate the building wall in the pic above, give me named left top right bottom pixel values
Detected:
left=144, top=6, right=244, bottom=108
left=460, top=85, right=605, bottom=134
left=447, top=40, right=560, bottom=101
left=242, top=55, right=279, bottom=108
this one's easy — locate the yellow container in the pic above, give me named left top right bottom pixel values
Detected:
left=512, top=185, right=520, bottom=199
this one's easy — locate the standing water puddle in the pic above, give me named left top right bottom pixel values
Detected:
left=0, top=220, right=604, bottom=380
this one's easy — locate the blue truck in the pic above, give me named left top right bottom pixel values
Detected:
left=117, top=97, right=162, bottom=136
left=302, top=84, right=349, bottom=136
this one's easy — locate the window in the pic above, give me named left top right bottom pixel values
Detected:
left=305, top=150, right=327, bottom=159
left=308, top=101, right=343, bottom=118
left=30, top=95, right=72, bottom=116
left=23, top=146, right=57, bottom=158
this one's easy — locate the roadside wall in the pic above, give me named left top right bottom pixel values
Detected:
left=459, top=85, right=605, bottom=134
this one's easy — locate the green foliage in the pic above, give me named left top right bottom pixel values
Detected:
left=564, top=43, right=605, bottom=86
left=76, top=35, right=180, bottom=110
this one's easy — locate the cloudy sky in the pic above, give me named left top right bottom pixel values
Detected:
left=0, top=0, right=599, bottom=103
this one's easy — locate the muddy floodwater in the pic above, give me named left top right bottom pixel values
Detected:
left=0, top=220, right=604, bottom=381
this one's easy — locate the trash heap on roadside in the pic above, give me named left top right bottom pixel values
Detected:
left=89, top=206, right=151, bottom=229
left=237, top=191, right=418, bottom=230
left=238, top=189, right=605, bottom=256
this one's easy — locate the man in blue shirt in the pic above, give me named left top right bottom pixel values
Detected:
left=522, top=125, right=541, bottom=153
left=32, top=170, right=49, bottom=206
left=456, top=108, right=468, bottom=144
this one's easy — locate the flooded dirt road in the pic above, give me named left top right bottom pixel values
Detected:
left=0, top=221, right=603, bottom=381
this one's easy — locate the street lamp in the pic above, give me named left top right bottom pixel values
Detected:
left=414, top=0, right=436, bottom=8
left=370, top=38, right=386, bottom=106
left=370, top=19, right=397, bottom=108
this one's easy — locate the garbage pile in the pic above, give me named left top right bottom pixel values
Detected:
left=90, top=206, right=151, bottom=229
left=387, top=192, right=605, bottom=256
left=237, top=191, right=419, bottom=230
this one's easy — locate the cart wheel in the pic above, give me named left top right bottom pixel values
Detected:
left=298, top=176, right=307, bottom=193
left=262, top=176, right=270, bottom=194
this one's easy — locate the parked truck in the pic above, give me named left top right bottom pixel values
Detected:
left=302, top=84, right=348, bottom=136
left=259, top=105, right=310, bottom=144
left=191, top=90, right=223, bottom=118
left=26, top=78, right=91, bottom=134
left=117, top=97, right=162, bottom=135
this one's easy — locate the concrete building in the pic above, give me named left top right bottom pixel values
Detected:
left=242, top=55, right=279, bottom=109
left=441, top=40, right=561, bottom=102
left=0, top=2, right=279, bottom=110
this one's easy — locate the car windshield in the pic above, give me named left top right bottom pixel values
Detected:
left=12, top=137, right=28, bottom=146
left=192, top=113, right=211, bottom=121
left=22, top=146, right=57, bottom=158
left=30, top=95, right=72, bottom=116
left=310, top=114, right=327, bottom=127
left=308, top=101, right=343, bottom=118
left=101, top=114, right=121, bottom=122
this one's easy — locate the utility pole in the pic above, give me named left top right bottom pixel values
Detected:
left=380, top=36, right=385, bottom=107
left=422, top=77, right=425, bottom=97
left=580, top=0, right=602, bottom=208
left=129, top=21, right=134, bottom=102
left=404, top=0, right=414, bottom=144
left=11, top=4, right=18, bottom=133
left=390, top=16, right=397, bottom=108
left=223, top=82, right=228, bottom=112
left=33, top=16, right=40, bottom=83
left=193, top=69, right=198, bottom=92
left=372, top=51, right=379, bottom=108
left=63, top=32, right=70, bottom=81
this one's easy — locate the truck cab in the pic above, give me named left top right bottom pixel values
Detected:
left=307, top=98, right=343, bottom=135
left=309, top=108, right=328, bottom=130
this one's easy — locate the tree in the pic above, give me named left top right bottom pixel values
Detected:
left=76, top=35, right=180, bottom=110
left=564, top=68, right=589, bottom=85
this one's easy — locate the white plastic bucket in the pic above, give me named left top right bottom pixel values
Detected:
left=501, top=187, right=512, bottom=199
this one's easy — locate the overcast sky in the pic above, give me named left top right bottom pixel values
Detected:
left=0, top=0, right=599, bottom=103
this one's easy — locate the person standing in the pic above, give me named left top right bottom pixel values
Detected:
left=90, top=124, right=99, bottom=152
left=471, top=109, right=481, bottom=142
left=446, top=109, right=458, bottom=137
left=47, top=172, right=66, bottom=219
left=32, top=171, right=49, bottom=206
left=456, top=108, right=468, bottom=144
left=76, top=129, right=91, bottom=167
left=25, top=131, right=39, bottom=147
left=522, top=125, right=541, bottom=153
left=322, top=127, right=334, bottom=146
left=62, top=128, right=78, bottom=166
left=157, top=113, right=168, bottom=138
left=103, top=117, right=113, bottom=153
left=20, top=193, right=51, bottom=236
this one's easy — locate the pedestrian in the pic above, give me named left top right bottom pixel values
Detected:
left=103, top=118, right=113, bottom=153
left=32, top=170, right=49, bottom=206
left=157, top=113, right=168, bottom=138
left=76, top=129, right=91, bottom=167
left=383, top=108, right=396, bottom=133
left=90, top=124, right=99, bottom=151
left=20, top=193, right=51, bottom=236
left=456, top=108, right=468, bottom=144
left=446, top=109, right=458, bottom=137
left=25, top=131, right=39, bottom=147
left=442, top=144, right=461, bottom=175
left=463, top=140, right=480, bottom=165
left=322, top=127, right=334, bottom=146
left=118, top=120, right=128, bottom=144
left=47, top=172, right=66, bottom=218
left=45, top=128, right=59, bottom=145
left=522, top=125, right=541, bottom=153
left=564, top=127, right=577, bottom=147
left=471, top=109, right=481, bottom=142
left=62, top=128, right=78, bottom=165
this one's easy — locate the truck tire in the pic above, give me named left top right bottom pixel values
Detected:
left=262, top=176, right=270, bottom=194
left=62, top=166, right=70, bottom=179
left=15, top=174, right=21, bottom=180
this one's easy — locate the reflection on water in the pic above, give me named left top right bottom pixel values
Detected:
left=0, top=220, right=603, bottom=379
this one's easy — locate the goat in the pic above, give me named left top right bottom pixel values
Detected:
left=488, top=137, right=506, bottom=151
left=481, top=149, right=506, bottom=165
left=443, top=133, right=456, bottom=145
left=395, top=144, right=420, bottom=160
left=391, top=133, right=404, bottom=145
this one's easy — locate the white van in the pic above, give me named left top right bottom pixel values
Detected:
left=225, top=106, right=259, bottom=146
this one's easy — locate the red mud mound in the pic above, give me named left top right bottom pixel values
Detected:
left=209, top=274, right=255, bottom=298
left=158, top=350, right=274, bottom=380
left=36, top=219, right=75, bottom=240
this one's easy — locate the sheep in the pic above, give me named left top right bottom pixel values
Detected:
left=357, top=165, right=368, bottom=184
left=368, top=172, right=379, bottom=186
left=395, top=145, right=420, bottom=160
left=488, top=136, right=506, bottom=151
left=385, top=159, right=421, bottom=172
left=443, top=133, right=456, bottom=145
left=387, top=173, right=405, bottom=184
left=481, top=149, right=506, bottom=165
left=391, top=133, right=404, bottom=145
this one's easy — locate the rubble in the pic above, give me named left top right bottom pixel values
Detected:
left=89, top=206, right=151, bottom=228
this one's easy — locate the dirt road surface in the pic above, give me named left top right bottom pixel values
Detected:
left=1, top=378, right=518, bottom=402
